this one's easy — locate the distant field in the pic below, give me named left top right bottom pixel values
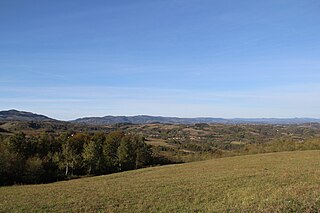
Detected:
left=145, top=138, right=175, bottom=148
left=0, top=150, right=319, bottom=212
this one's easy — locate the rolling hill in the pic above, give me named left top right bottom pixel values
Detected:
left=71, top=115, right=229, bottom=125
left=0, top=110, right=56, bottom=122
left=1, top=109, right=320, bottom=125
left=0, top=150, right=319, bottom=212
left=72, top=115, right=320, bottom=125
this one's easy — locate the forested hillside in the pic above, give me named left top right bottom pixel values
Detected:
left=0, top=132, right=154, bottom=185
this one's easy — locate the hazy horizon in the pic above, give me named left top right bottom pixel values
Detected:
left=1, top=1, right=320, bottom=120
left=2, top=108, right=320, bottom=122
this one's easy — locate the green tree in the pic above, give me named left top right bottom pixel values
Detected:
left=103, top=131, right=123, bottom=172
left=133, top=135, right=152, bottom=168
left=23, top=157, right=44, bottom=184
left=9, top=132, right=27, bottom=156
left=0, top=146, right=25, bottom=185
left=82, top=141, right=98, bottom=174
left=117, top=135, right=135, bottom=171
left=91, top=132, right=106, bottom=174
left=37, top=133, right=59, bottom=158
left=64, top=133, right=89, bottom=175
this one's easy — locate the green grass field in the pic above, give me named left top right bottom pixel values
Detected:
left=1, top=150, right=319, bottom=212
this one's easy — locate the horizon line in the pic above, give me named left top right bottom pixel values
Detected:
left=2, top=109, right=320, bottom=121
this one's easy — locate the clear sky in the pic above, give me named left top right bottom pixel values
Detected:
left=1, top=0, right=320, bottom=120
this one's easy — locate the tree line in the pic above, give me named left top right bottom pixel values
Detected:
left=0, top=131, right=154, bottom=185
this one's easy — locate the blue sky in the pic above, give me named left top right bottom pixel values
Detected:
left=1, top=0, right=320, bottom=120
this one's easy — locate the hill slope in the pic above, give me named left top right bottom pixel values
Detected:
left=1, top=150, right=319, bottom=212
left=0, top=110, right=55, bottom=122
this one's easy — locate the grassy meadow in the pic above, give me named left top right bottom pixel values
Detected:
left=1, top=150, right=319, bottom=212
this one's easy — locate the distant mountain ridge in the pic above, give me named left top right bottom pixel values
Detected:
left=71, top=115, right=230, bottom=125
left=1, top=110, right=320, bottom=125
left=72, top=115, right=320, bottom=125
left=0, top=110, right=56, bottom=122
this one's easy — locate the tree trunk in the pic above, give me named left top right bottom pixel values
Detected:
left=65, top=164, right=69, bottom=176
left=88, top=165, right=92, bottom=175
